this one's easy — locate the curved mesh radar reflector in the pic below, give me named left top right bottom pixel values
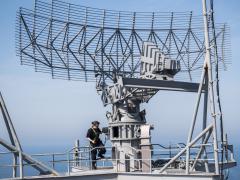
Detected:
left=16, top=0, right=231, bottom=82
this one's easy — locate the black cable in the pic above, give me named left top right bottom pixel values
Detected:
left=209, top=0, right=225, bottom=179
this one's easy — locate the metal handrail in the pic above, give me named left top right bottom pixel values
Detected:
left=1, top=141, right=233, bottom=179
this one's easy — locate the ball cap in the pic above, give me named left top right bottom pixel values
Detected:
left=92, top=121, right=100, bottom=125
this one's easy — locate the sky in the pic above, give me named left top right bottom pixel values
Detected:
left=0, top=0, right=239, bottom=156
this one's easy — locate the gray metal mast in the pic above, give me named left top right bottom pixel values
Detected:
left=186, top=0, right=219, bottom=174
left=202, top=0, right=219, bottom=174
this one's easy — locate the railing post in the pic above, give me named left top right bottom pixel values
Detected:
left=115, top=146, right=118, bottom=172
left=74, top=139, right=80, bottom=166
left=19, top=151, right=23, bottom=179
left=12, top=153, right=17, bottom=178
left=52, top=154, right=55, bottom=169
left=202, top=0, right=219, bottom=174
left=89, top=146, right=92, bottom=170
left=67, top=152, right=70, bottom=176
left=79, top=148, right=82, bottom=169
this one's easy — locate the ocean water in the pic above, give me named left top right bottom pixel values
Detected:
left=0, top=146, right=239, bottom=179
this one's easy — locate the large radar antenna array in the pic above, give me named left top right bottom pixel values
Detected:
left=14, top=0, right=235, bottom=177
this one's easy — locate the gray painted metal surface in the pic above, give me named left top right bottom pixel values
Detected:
left=0, top=0, right=236, bottom=179
left=121, top=77, right=206, bottom=92
left=3, top=171, right=221, bottom=180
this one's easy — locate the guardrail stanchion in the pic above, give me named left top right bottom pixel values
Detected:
left=67, top=152, right=70, bottom=176
left=52, top=154, right=55, bottom=169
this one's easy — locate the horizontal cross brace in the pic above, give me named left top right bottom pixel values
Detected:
left=122, top=78, right=206, bottom=93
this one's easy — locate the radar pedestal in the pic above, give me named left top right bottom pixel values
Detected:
left=103, top=83, right=141, bottom=171
left=106, top=94, right=151, bottom=172
left=101, top=42, right=180, bottom=172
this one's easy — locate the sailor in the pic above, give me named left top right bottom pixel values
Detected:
left=86, top=121, right=106, bottom=170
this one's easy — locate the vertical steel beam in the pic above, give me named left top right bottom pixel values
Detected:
left=202, top=73, right=208, bottom=132
left=202, top=0, right=219, bottom=174
left=202, top=73, right=209, bottom=172
left=186, top=68, right=206, bottom=174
